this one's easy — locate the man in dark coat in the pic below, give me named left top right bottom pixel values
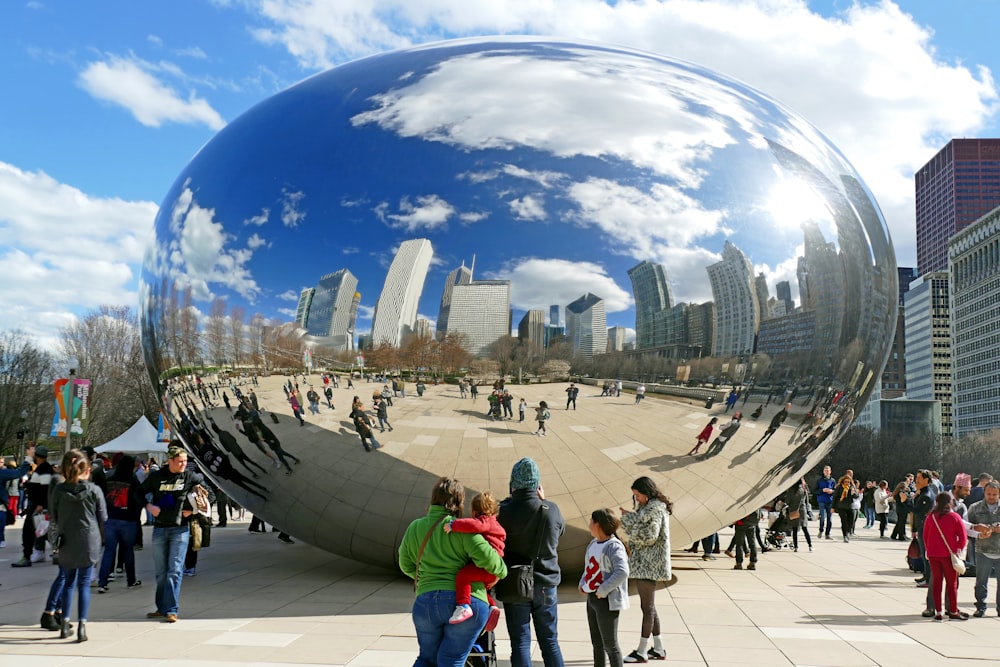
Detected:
left=752, top=403, right=790, bottom=452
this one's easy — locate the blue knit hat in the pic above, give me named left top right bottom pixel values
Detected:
left=510, top=457, right=540, bottom=491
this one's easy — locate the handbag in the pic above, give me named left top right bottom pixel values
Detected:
left=788, top=510, right=800, bottom=521
left=494, top=505, right=548, bottom=604
left=931, top=513, right=966, bottom=576
left=887, top=505, right=898, bottom=524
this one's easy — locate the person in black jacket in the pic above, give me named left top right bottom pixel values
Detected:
left=139, top=444, right=204, bottom=623
left=752, top=403, right=790, bottom=452
left=497, top=457, right=566, bottom=667
left=96, top=455, right=144, bottom=592
left=12, top=444, right=54, bottom=567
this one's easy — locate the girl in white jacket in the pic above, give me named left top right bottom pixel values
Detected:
left=580, top=508, right=630, bottom=667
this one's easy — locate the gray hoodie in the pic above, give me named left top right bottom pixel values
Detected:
left=50, top=480, right=107, bottom=568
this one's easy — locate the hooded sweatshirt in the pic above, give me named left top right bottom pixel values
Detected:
left=50, top=480, right=107, bottom=568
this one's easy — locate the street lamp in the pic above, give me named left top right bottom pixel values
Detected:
left=63, top=357, right=78, bottom=453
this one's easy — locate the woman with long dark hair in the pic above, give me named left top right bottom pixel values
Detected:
left=833, top=476, right=858, bottom=543
left=923, top=492, right=969, bottom=621
left=619, top=476, right=672, bottom=662
left=50, top=449, right=107, bottom=642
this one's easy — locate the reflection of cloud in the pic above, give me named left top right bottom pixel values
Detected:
left=567, top=178, right=724, bottom=258
left=341, top=246, right=360, bottom=254
left=277, top=307, right=297, bottom=318
left=245, top=208, right=269, bottom=226
left=281, top=188, right=306, bottom=227
left=374, top=194, right=455, bottom=231
left=78, top=55, right=225, bottom=130
left=459, top=211, right=488, bottom=223
left=278, top=290, right=299, bottom=301
left=352, top=49, right=740, bottom=187
left=247, top=233, right=268, bottom=250
left=162, top=180, right=260, bottom=302
left=509, top=195, right=546, bottom=221
left=356, top=304, right=375, bottom=321
left=489, top=258, right=631, bottom=312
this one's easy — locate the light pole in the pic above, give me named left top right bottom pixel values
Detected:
left=62, top=357, right=78, bottom=453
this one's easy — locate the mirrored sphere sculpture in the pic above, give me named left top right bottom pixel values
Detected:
left=140, top=38, right=897, bottom=570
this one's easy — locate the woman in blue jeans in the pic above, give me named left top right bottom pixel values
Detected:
left=50, top=449, right=107, bottom=642
left=97, top=455, right=144, bottom=591
left=398, top=477, right=507, bottom=667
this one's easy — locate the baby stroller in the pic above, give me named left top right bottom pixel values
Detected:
left=765, top=508, right=793, bottom=550
left=466, top=628, right=497, bottom=667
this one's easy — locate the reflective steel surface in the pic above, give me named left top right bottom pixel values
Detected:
left=140, top=38, right=897, bottom=569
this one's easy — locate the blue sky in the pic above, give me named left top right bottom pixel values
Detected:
left=1, top=0, right=997, bottom=349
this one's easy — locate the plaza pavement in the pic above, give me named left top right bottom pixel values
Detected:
left=2, top=514, right=999, bottom=666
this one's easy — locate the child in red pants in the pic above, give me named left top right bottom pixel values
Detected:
left=444, top=491, right=506, bottom=626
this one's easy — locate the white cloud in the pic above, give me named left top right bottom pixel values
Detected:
left=256, top=0, right=999, bottom=266
left=278, top=290, right=300, bottom=301
left=176, top=46, right=208, bottom=59
left=566, top=178, right=725, bottom=259
left=0, top=162, right=158, bottom=346
left=374, top=194, right=455, bottom=231
left=158, top=181, right=261, bottom=302
left=489, top=257, right=632, bottom=312
left=280, top=188, right=306, bottom=227
left=508, top=195, right=546, bottom=221
left=78, top=55, right=226, bottom=130
left=247, top=233, right=268, bottom=249
left=244, top=208, right=270, bottom=226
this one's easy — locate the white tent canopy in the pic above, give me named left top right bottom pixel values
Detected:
left=94, top=417, right=168, bottom=454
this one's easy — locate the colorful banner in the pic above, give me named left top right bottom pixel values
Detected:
left=50, top=378, right=91, bottom=438
left=157, top=412, right=173, bottom=442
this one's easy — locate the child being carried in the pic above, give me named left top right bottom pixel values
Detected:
left=444, top=491, right=506, bottom=628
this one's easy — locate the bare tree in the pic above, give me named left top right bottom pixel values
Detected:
left=248, top=312, right=265, bottom=370
left=204, top=297, right=228, bottom=367
left=437, top=333, right=472, bottom=375
left=0, top=330, right=55, bottom=456
left=487, top=336, right=520, bottom=380
left=229, top=305, right=246, bottom=368
left=60, top=305, right=159, bottom=445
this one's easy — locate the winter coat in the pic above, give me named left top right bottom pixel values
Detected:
left=620, top=498, right=671, bottom=581
left=923, top=510, right=967, bottom=559
left=50, top=480, right=107, bottom=568
left=783, top=484, right=810, bottom=528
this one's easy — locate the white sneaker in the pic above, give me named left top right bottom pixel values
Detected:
left=30, top=549, right=46, bottom=563
left=449, top=605, right=473, bottom=624
left=0, top=540, right=6, bottom=548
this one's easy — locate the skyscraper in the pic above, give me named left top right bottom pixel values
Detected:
left=295, top=288, right=315, bottom=329
left=775, top=280, right=793, bottom=314
left=303, top=269, right=359, bottom=349
left=915, top=138, right=1000, bottom=275
left=628, top=260, right=673, bottom=349
left=903, top=272, right=952, bottom=437
left=518, top=309, right=547, bottom=349
left=566, top=293, right=607, bottom=362
left=949, top=207, right=1000, bottom=436
left=706, top=241, right=758, bottom=357
left=370, top=238, right=433, bottom=347
left=607, top=326, right=626, bottom=352
left=436, top=262, right=473, bottom=336
left=446, top=280, right=511, bottom=356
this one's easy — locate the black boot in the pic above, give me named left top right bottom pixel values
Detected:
left=60, top=620, right=72, bottom=639
left=40, top=612, right=60, bottom=631
left=77, top=621, right=88, bottom=642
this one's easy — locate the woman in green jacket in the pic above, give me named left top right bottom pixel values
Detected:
left=399, top=477, right=507, bottom=667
